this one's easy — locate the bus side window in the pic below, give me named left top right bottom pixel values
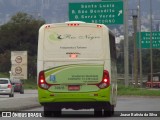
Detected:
left=109, top=32, right=116, bottom=62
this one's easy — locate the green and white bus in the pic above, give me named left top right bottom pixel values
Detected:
left=37, top=22, right=117, bottom=117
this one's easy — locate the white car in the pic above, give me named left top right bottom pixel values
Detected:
left=0, top=78, right=14, bottom=97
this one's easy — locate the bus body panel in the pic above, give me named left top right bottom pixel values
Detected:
left=44, top=64, right=103, bottom=91
left=38, top=86, right=111, bottom=103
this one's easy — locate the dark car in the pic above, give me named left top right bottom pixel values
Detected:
left=11, top=79, right=24, bottom=94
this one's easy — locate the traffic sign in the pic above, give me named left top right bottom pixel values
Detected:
left=15, top=66, right=22, bottom=74
left=11, top=51, right=27, bottom=64
left=11, top=65, right=27, bottom=79
left=15, top=56, right=22, bottom=63
left=137, top=32, right=160, bottom=48
left=11, top=51, right=27, bottom=79
left=69, top=1, right=123, bottom=25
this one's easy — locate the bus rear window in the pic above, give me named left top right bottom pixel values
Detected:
left=43, top=26, right=105, bottom=60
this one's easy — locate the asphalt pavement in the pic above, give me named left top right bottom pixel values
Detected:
left=0, top=90, right=41, bottom=111
left=1, top=89, right=160, bottom=112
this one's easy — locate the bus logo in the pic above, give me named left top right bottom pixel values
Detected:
left=49, top=32, right=62, bottom=41
left=50, top=75, right=56, bottom=82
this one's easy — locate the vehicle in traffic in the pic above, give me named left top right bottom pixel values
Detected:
left=37, top=22, right=117, bottom=117
left=146, top=72, right=160, bottom=88
left=11, top=79, right=24, bottom=94
left=0, top=78, right=14, bottom=97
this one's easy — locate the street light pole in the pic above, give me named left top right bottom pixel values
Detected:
left=123, top=0, right=129, bottom=87
left=138, top=0, right=143, bottom=87
left=132, top=15, right=138, bottom=87
left=150, top=0, right=153, bottom=88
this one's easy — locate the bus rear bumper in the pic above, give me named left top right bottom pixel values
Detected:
left=41, top=101, right=111, bottom=110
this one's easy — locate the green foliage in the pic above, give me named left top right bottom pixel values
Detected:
left=0, top=12, right=45, bottom=76
left=0, top=12, right=45, bottom=55
left=23, top=78, right=37, bottom=89
left=0, top=72, right=9, bottom=78
left=117, top=37, right=160, bottom=75
left=0, top=50, right=11, bottom=72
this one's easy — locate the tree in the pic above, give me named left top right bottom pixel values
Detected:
left=142, top=49, right=160, bottom=74
left=117, top=36, right=134, bottom=74
left=0, top=12, right=45, bottom=77
left=117, top=36, right=160, bottom=76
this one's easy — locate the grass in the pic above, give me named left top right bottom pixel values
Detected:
left=0, top=72, right=9, bottom=78
left=118, top=85, right=160, bottom=96
left=23, top=78, right=37, bottom=89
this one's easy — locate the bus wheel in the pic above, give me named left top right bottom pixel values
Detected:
left=44, top=106, right=52, bottom=117
left=94, top=108, right=102, bottom=117
left=104, top=105, right=114, bottom=117
left=53, top=109, right=61, bottom=117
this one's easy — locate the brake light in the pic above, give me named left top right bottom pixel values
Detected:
left=38, top=71, right=50, bottom=90
left=97, top=70, right=110, bottom=89
left=8, top=84, right=12, bottom=88
left=70, top=54, right=78, bottom=58
left=40, top=79, right=44, bottom=83
left=68, top=23, right=79, bottom=26
left=16, top=83, right=21, bottom=86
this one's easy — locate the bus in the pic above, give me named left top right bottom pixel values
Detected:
left=37, top=22, right=117, bottom=117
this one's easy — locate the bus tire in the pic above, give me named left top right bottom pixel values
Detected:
left=94, top=108, right=102, bottom=117
left=53, top=109, right=61, bottom=117
left=44, top=106, right=52, bottom=117
left=104, top=105, right=114, bottom=117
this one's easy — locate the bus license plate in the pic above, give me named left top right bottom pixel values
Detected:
left=68, top=85, right=80, bottom=91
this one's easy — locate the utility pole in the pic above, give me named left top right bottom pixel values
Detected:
left=132, top=15, right=138, bottom=87
left=41, top=0, right=44, bottom=17
left=150, top=0, right=153, bottom=88
left=138, top=0, right=143, bottom=88
left=123, top=0, right=129, bottom=87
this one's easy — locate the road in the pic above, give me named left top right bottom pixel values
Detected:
left=0, top=92, right=160, bottom=120
left=0, top=90, right=37, bottom=100
left=0, top=90, right=40, bottom=111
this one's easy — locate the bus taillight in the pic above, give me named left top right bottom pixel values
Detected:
left=38, top=71, right=50, bottom=90
left=97, top=70, right=110, bottom=89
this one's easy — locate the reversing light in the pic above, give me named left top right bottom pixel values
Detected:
left=98, top=83, right=107, bottom=89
